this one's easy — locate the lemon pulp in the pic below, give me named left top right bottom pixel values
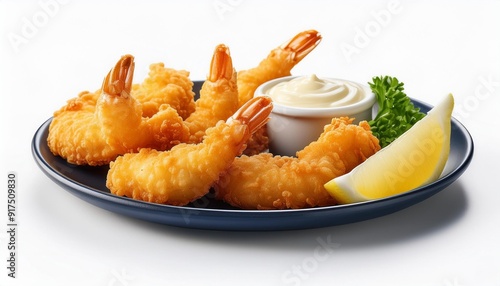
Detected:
left=324, top=93, right=454, bottom=204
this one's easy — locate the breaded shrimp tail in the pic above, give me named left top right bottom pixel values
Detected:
left=106, top=96, right=273, bottom=206
left=237, top=30, right=321, bottom=155
left=183, top=44, right=239, bottom=143
left=47, top=54, right=188, bottom=166
left=214, top=118, right=381, bottom=210
left=237, top=29, right=322, bottom=108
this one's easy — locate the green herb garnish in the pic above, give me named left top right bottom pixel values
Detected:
left=368, top=76, right=426, bottom=148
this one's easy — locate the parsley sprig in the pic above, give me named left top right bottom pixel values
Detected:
left=368, top=76, right=426, bottom=148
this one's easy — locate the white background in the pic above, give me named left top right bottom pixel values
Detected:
left=1, top=0, right=499, bottom=285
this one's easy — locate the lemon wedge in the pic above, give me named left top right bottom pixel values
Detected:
left=324, top=94, right=454, bottom=204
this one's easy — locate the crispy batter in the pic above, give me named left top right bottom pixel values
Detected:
left=242, top=125, right=269, bottom=156
left=107, top=97, right=273, bottom=206
left=45, top=32, right=388, bottom=211
left=48, top=46, right=239, bottom=165
left=132, top=63, right=195, bottom=119
left=47, top=55, right=188, bottom=166
left=183, top=44, right=239, bottom=143
left=214, top=118, right=381, bottom=209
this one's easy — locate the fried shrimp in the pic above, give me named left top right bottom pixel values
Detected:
left=214, top=118, right=381, bottom=210
left=237, top=29, right=322, bottom=107
left=106, top=96, right=273, bottom=206
left=237, top=29, right=322, bottom=154
left=183, top=44, right=239, bottom=143
left=132, top=62, right=195, bottom=119
left=47, top=55, right=188, bottom=166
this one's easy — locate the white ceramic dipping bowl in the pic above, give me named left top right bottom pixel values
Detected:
left=255, top=76, right=376, bottom=157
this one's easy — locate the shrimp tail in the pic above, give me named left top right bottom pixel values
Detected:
left=280, top=29, right=322, bottom=63
left=102, top=54, right=135, bottom=97
left=227, top=96, right=273, bottom=141
left=184, top=44, right=239, bottom=143
left=208, top=44, right=233, bottom=82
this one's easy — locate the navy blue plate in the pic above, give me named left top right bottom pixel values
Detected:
left=32, top=83, right=473, bottom=231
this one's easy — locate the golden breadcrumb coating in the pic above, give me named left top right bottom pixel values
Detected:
left=183, top=44, right=239, bottom=143
left=214, top=118, right=381, bottom=209
left=47, top=55, right=188, bottom=166
left=107, top=97, right=273, bottom=206
left=132, top=62, right=195, bottom=119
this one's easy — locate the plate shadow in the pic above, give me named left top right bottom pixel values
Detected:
left=126, top=180, right=468, bottom=251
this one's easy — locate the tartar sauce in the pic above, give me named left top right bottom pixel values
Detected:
left=267, top=74, right=366, bottom=108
